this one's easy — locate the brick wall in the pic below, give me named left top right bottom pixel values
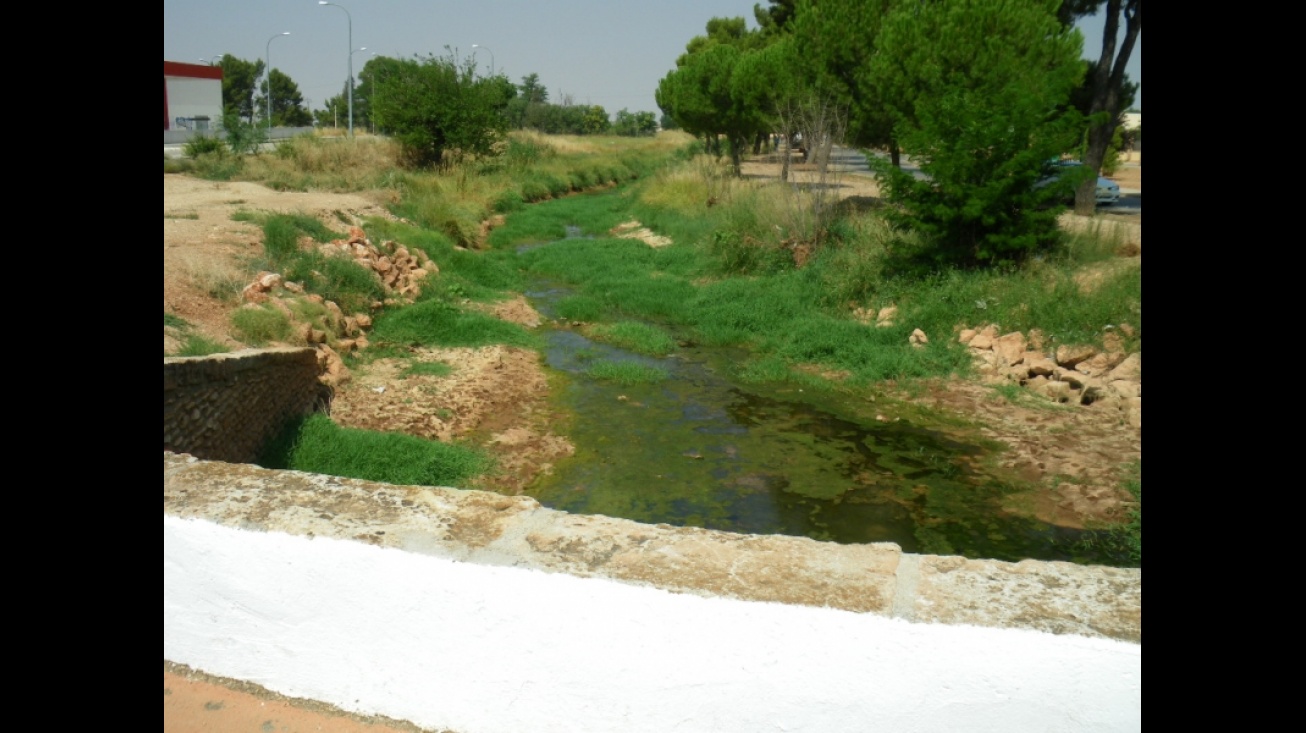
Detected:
left=163, top=348, right=328, bottom=463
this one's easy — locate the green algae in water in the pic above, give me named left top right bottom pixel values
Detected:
left=522, top=275, right=1111, bottom=565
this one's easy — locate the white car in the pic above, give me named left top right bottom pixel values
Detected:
left=1042, top=160, right=1120, bottom=205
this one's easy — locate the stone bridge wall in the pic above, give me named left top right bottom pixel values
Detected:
left=163, top=455, right=1142, bottom=732
left=162, top=350, right=1140, bottom=731
left=163, top=348, right=327, bottom=464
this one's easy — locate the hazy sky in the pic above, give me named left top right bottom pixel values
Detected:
left=163, top=0, right=1141, bottom=119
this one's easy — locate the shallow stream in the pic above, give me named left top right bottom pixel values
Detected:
left=519, top=237, right=1107, bottom=564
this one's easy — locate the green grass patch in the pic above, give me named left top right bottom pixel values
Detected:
left=373, top=299, right=539, bottom=349
left=556, top=295, right=604, bottom=322
left=252, top=214, right=387, bottom=314
left=588, top=322, right=677, bottom=356
left=282, top=214, right=338, bottom=243
left=262, top=215, right=304, bottom=262
left=284, top=252, right=386, bottom=314
left=586, top=360, right=669, bottom=385
left=165, top=313, right=190, bottom=329
left=259, top=413, right=491, bottom=487
left=402, top=361, right=455, bottom=378
left=231, top=304, right=294, bottom=345
left=176, top=334, right=230, bottom=357
left=364, top=218, right=522, bottom=297
left=485, top=190, right=634, bottom=249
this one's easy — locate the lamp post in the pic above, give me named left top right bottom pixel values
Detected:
left=265, top=32, right=290, bottom=128
left=209, top=55, right=223, bottom=65
left=471, top=44, right=495, bottom=76
left=319, top=1, right=354, bottom=137
left=351, top=47, right=371, bottom=133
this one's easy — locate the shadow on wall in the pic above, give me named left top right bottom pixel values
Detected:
left=164, top=347, right=330, bottom=463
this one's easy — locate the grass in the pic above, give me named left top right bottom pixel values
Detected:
left=165, top=312, right=232, bottom=357
left=241, top=134, right=403, bottom=192
left=503, top=153, right=1139, bottom=390
left=585, top=360, right=669, bottom=385
left=587, top=322, right=677, bottom=356
left=259, top=413, right=491, bottom=487
left=251, top=214, right=386, bottom=315
left=231, top=304, right=294, bottom=345
left=165, top=211, right=199, bottom=220
left=364, top=218, right=523, bottom=297
left=176, top=334, right=230, bottom=357
left=165, top=313, right=231, bottom=356
left=402, top=361, right=455, bottom=378
left=372, top=299, right=539, bottom=349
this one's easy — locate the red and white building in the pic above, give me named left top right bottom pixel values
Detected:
left=164, top=61, right=223, bottom=132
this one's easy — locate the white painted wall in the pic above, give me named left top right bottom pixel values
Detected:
left=166, top=77, right=221, bottom=130
left=164, top=516, right=1141, bottom=733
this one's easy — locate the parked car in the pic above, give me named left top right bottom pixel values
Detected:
left=1038, top=160, right=1120, bottom=206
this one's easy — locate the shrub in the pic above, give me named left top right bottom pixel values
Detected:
left=192, top=153, right=244, bottom=181
left=221, top=112, right=267, bottom=155
left=183, top=134, right=227, bottom=158
left=164, top=156, right=194, bottom=174
left=373, top=54, right=510, bottom=169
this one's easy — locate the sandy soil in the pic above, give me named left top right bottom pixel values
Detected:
left=165, top=662, right=448, bottom=733
left=163, top=156, right=1139, bottom=527
left=163, top=176, right=396, bottom=352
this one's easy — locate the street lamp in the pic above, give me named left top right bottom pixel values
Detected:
left=351, top=47, right=371, bottom=133
left=265, top=32, right=290, bottom=128
left=319, top=1, right=354, bottom=137
left=471, top=44, right=495, bottom=76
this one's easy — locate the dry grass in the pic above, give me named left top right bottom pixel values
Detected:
left=176, top=250, right=250, bottom=301
left=517, top=129, right=695, bottom=155
left=238, top=136, right=402, bottom=191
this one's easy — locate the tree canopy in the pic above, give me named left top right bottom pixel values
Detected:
left=870, top=0, right=1086, bottom=265
left=258, top=69, right=312, bottom=127
left=218, top=55, right=264, bottom=124
left=370, top=53, right=512, bottom=168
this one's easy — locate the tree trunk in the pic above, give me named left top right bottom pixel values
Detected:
left=1074, top=0, right=1141, bottom=216
left=781, top=132, right=791, bottom=183
left=729, top=135, right=744, bottom=176
left=890, top=143, right=901, bottom=169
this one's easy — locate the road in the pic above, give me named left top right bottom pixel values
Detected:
left=838, top=146, right=1139, bottom=217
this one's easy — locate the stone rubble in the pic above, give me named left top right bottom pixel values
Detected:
left=236, top=226, right=440, bottom=389
left=959, top=322, right=1141, bottom=428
